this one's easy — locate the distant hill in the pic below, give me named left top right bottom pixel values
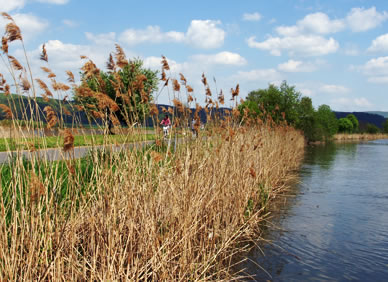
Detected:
left=0, top=94, right=228, bottom=127
left=0, top=93, right=92, bottom=125
left=334, top=111, right=387, bottom=130
left=365, top=111, right=388, bottom=118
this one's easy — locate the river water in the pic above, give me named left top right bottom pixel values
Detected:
left=244, top=139, right=388, bottom=281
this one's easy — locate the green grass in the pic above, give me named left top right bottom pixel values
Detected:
left=0, top=133, right=158, bottom=152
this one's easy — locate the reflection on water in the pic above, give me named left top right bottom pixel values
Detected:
left=244, top=139, right=388, bottom=281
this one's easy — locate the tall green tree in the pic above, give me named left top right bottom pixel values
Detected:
left=346, top=114, right=359, bottom=133
left=296, top=96, right=316, bottom=142
left=243, top=81, right=301, bottom=125
left=315, top=104, right=338, bottom=140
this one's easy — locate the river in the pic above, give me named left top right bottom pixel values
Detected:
left=244, top=139, right=388, bottom=281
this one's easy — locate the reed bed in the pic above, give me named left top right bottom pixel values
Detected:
left=334, top=133, right=388, bottom=141
left=0, top=13, right=305, bottom=280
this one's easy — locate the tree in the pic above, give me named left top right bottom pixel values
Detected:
left=243, top=81, right=301, bottom=125
left=383, top=119, right=388, bottom=133
left=315, top=104, right=338, bottom=140
left=366, top=123, right=380, bottom=134
left=346, top=114, right=359, bottom=133
left=338, top=117, right=353, bottom=133
left=296, top=97, right=316, bottom=142
left=74, top=58, right=158, bottom=128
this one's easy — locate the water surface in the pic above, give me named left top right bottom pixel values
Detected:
left=245, top=139, right=388, bottom=281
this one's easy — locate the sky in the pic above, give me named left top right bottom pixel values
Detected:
left=1, top=0, right=388, bottom=111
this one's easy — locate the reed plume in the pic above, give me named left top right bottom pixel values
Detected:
left=43, top=106, right=57, bottom=129
left=172, top=79, right=180, bottom=92
left=63, top=129, right=74, bottom=152
left=8, top=55, right=23, bottom=71
left=40, top=43, right=48, bottom=62
left=1, top=36, right=8, bottom=53
left=5, top=22, right=22, bottom=42
left=161, top=55, right=170, bottom=70
left=114, top=44, right=128, bottom=68
left=0, top=104, right=12, bottom=118
left=66, top=70, right=75, bottom=83
left=106, top=53, right=115, bottom=71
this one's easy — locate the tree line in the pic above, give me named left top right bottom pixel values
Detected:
left=239, top=81, right=388, bottom=142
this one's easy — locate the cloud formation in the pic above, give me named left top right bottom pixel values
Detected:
left=119, top=20, right=225, bottom=49
left=368, top=33, right=388, bottom=52
left=277, top=59, right=318, bottom=72
left=247, top=7, right=388, bottom=57
left=247, top=35, right=339, bottom=56
left=242, top=12, right=261, bottom=22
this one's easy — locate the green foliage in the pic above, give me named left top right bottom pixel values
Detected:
left=75, top=59, right=158, bottom=125
left=295, top=97, right=316, bottom=141
left=338, top=117, right=354, bottom=133
left=346, top=114, right=359, bottom=133
left=366, top=123, right=380, bottom=134
left=383, top=119, right=388, bottom=133
left=314, top=105, right=338, bottom=141
left=243, top=81, right=301, bottom=124
left=240, top=82, right=339, bottom=142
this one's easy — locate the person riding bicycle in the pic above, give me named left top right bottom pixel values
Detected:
left=160, top=114, right=171, bottom=138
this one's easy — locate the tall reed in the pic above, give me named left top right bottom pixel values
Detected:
left=0, top=14, right=305, bottom=280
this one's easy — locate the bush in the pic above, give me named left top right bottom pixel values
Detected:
left=366, top=123, right=380, bottom=134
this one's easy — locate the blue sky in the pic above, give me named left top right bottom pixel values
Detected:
left=1, top=0, right=388, bottom=111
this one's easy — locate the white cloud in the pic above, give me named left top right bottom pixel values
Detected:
left=35, top=0, right=69, bottom=4
left=0, top=0, right=25, bottom=12
left=276, top=12, right=344, bottom=36
left=277, top=59, right=318, bottom=72
left=242, top=12, right=261, bottom=22
left=119, top=20, right=225, bottom=49
left=367, top=76, right=388, bottom=84
left=368, top=34, right=388, bottom=52
left=85, top=32, right=116, bottom=46
left=247, top=35, right=339, bottom=56
left=320, top=84, right=350, bottom=94
left=143, top=56, right=187, bottom=74
left=300, top=88, right=314, bottom=97
left=186, top=20, right=225, bottom=49
left=346, top=7, right=388, bottom=32
left=191, top=52, right=247, bottom=66
left=331, top=97, right=373, bottom=111
left=0, top=13, right=49, bottom=41
left=119, top=25, right=185, bottom=46
left=343, top=43, right=360, bottom=56
left=232, top=68, right=282, bottom=82
left=362, top=56, right=388, bottom=76
left=24, top=40, right=127, bottom=84
left=354, top=56, right=388, bottom=84
left=62, top=19, right=78, bottom=27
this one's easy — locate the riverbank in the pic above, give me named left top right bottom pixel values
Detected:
left=0, top=123, right=304, bottom=280
left=334, top=133, right=388, bottom=141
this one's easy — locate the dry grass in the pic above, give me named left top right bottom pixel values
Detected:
left=0, top=123, right=304, bottom=280
left=0, top=16, right=305, bottom=280
left=334, top=133, right=388, bottom=141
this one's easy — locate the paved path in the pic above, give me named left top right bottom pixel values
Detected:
left=0, top=140, right=158, bottom=164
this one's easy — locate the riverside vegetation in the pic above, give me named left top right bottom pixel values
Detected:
left=0, top=13, right=305, bottom=280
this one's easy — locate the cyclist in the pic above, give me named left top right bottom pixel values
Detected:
left=160, top=114, right=171, bottom=138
